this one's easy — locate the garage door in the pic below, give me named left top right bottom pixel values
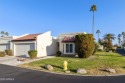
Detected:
left=15, top=43, right=35, bottom=57
left=0, top=44, right=9, bottom=51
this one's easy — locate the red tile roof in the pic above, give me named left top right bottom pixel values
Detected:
left=62, top=36, right=75, bottom=42
left=12, top=34, right=40, bottom=41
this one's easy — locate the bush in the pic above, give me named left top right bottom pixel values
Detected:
left=28, top=50, right=37, bottom=59
left=0, top=51, right=5, bottom=57
left=56, top=51, right=62, bottom=56
left=117, top=46, right=121, bottom=48
left=109, top=49, right=116, bottom=52
left=98, top=49, right=103, bottom=52
left=92, top=43, right=99, bottom=55
left=5, top=50, right=13, bottom=56
left=75, top=34, right=95, bottom=58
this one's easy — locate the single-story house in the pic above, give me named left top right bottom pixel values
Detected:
left=12, top=31, right=57, bottom=57
left=0, top=31, right=57, bottom=57
left=58, top=32, right=87, bottom=55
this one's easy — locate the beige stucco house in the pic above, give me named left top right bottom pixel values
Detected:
left=58, top=32, right=87, bottom=55
left=0, top=31, right=57, bottom=57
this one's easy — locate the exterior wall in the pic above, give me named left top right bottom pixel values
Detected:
left=0, top=37, right=13, bottom=51
left=36, top=31, right=58, bottom=57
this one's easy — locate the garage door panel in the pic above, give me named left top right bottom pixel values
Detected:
left=15, top=43, right=35, bottom=57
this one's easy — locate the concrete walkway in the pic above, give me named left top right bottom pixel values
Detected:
left=0, top=56, right=55, bottom=66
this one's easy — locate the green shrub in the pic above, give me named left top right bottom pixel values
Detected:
left=98, top=49, right=103, bottom=52
left=92, top=43, right=99, bottom=55
left=5, top=50, right=13, bottom=56
left=75, top=34, right=95, bottom=58
left=117, top=46, right=121, bottom=48
left=28, top=50, right=37, bottom=59
left=109, top=49, right=116, bottom=52
left=56, top=51, right=62, bottom=56
left=0, top=51, right=5, bottom=57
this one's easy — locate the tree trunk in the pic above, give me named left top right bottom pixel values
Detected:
left=92, top=12, right=94, bottom=37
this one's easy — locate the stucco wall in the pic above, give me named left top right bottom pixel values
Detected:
left=36, top=31, right=57, bottom=57
left=0, top=37, right=13, bottom=51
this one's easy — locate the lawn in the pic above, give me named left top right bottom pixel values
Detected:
left=21, top=52, right=125, bottom=75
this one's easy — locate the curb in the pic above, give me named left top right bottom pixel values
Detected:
left=18, top=66, right=125, bottom=77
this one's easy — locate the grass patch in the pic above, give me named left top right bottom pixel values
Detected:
left=21, top=52, right=125, bottom=75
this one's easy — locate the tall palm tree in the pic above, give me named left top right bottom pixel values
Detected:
left=0, top=31, right=5, bottom=37
left=96, top=29, right=101, bottom=42
left=122, top=32, right=125, bottom=44
left=5, top=32, right=9, bottom=36
left=118, top=34, right=122, bottom=46
left=90, top=4, right=97, bottom=36
left=103, top=33, right=115, bottom=49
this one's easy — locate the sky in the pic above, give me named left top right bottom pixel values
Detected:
left=0, top=0, right=125, bottom=44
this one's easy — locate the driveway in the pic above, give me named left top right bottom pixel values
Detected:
left=0, top=64, right=125, bottom=83
left=0, top=56, right=55, bottom=66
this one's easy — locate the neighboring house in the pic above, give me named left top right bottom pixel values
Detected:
left=0, top=36, right=19, bottom=51
left=12, top=31, right=57, bottom=57
left=58, top=32, right=87, bottom=55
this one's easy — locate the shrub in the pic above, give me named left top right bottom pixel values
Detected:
left=109, top=48, right=116, bottom=52
left=0, top=51, right=5, bottom=57
left=5, top=50, right=13, bottom=56
left=28, top=50, right=37, bottom=59
left=75, top=34, right=95, bottom=58
left=92, top=43, right=99, bottom=55
left=117, top=46, right=121, bottom=48
left=98, top=49, right=103, bottom=52
left=56, top=51, right=62, bottom=56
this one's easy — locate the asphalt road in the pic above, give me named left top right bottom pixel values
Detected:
left=0, top=64, right=125, bottom=83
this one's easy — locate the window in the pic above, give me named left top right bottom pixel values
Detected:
left=63, top=44, right=64, bottom=53
left=66, top=44, right=69, bottom=53
left=70, top=44, right=73, bottom=53
left=66, top=43, right=73, bottom=53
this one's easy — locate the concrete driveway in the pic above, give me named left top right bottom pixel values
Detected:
left=0, top=64, right=125, bottom=83
left=0, top=56, right=54, bottom=66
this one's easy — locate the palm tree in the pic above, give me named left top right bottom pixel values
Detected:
left=118, top=34, right=122, bottom=46
left=122, top=32, right=125, bottom=44
left=5, top=32, right=9, bottom=36
left=96, top=29, right=101, bottom=42
left=0, top=31, right=5, bottom=37
left=90, top=4, right=97, bottom=36
left=103, top=33, right=115, bottom=49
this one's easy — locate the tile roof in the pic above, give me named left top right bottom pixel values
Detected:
left=62, top=36, right=75, bottom=42
left=12, top=34, right=40, bottom=41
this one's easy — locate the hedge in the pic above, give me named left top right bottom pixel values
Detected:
left=5, top=50, right=13, bottom=56
left=0, top=51, right=5, bottom=57
left=28, top=50, right=37, bottom=59
left=75, top=34, right=95, bottom=58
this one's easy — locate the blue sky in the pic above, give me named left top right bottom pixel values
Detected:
left=0, top=0, right=125, bottom=44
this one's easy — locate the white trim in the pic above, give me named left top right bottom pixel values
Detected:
left=63, top=43, right=75, bottom=54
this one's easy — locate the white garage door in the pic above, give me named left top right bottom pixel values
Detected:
left=0, top=44, right=9, bottom=51
left=15, top=43, right=35, bottom=57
